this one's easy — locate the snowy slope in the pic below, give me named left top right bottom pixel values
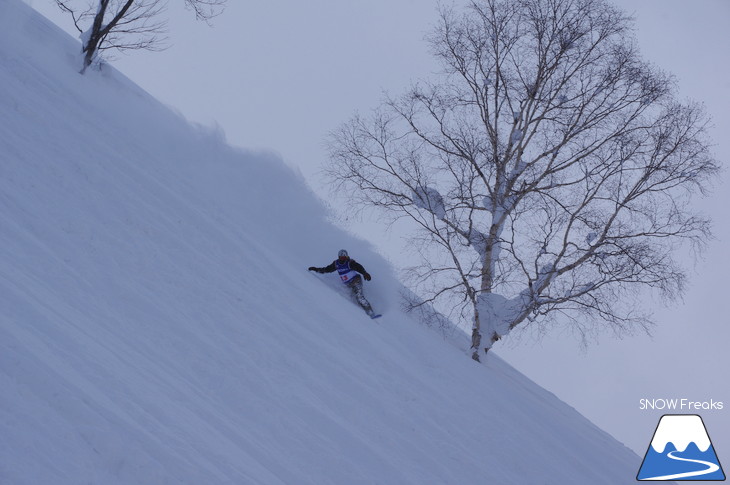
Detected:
left=1, top=1, right=643, bottom=483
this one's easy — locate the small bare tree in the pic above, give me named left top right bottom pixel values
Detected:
left=327, top=0, right=719, bottom=361
left=54, top=0, right=226, bottom=73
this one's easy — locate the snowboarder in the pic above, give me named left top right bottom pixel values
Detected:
left=308, top=250, right=380, bottom=318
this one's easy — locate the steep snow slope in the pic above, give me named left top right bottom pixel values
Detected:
left=1, top=1, right=643, bottom=483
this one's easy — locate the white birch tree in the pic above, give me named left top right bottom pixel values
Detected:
left=327, top=0, right=719, bottom=361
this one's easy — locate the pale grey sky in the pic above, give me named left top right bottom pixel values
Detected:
left=26, top=0, right=729, bottom=464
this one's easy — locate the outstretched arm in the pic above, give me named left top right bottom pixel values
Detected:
left=308, top=261, right=337, bottom=273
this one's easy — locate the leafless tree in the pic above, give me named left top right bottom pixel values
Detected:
left=327, top=0, right=720, bottom=361
left=54, top=0, right=226, bottom=73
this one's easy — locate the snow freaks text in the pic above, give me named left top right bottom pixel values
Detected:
left=640, top=399, right=724, bottom=411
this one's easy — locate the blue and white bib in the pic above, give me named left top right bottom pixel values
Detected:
left=336, top=260, right=359, bottom=284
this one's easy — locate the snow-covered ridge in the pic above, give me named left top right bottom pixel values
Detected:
left=2, top=1, right=641, bottom=483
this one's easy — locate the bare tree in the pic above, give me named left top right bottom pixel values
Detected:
left=54, top=0, right=226, bottom=73
left=327, top=0, right=719, bottom=361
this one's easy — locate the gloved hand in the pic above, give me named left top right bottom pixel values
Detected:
left=308, top=267, right=319, bottom=272
left=363, top=272, right=372, bottom=281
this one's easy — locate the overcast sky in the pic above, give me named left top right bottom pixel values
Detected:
left=25, top=0, right=729, bottom=463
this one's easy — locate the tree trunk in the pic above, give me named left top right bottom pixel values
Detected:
left=79, top=0, right=109, bottom=73
left=471, top=308, right=482, bottom=362
left=81, top=34, right=100, bottom=73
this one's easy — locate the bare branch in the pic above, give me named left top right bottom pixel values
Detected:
left=53, top=0, right=227, bottom=72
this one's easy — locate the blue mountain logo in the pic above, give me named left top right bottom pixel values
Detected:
left=637, top=414, right=725, bottom=481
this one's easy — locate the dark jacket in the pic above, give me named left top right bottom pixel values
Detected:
left=310, top=259, right=371, bottom=281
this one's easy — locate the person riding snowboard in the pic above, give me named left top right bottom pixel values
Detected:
left=309, top=250, right=380, bottom=318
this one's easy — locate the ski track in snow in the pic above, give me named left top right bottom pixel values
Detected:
left=641, top=451, right=720, bottom=481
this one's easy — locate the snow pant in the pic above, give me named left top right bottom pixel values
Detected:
left=346, top=275, right=373, bottom=315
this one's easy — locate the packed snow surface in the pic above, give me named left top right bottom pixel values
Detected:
left=2, top=1, right=641, bottom=483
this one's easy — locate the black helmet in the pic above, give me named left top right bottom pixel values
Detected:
left=338, top=249, right=349, bottom=260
